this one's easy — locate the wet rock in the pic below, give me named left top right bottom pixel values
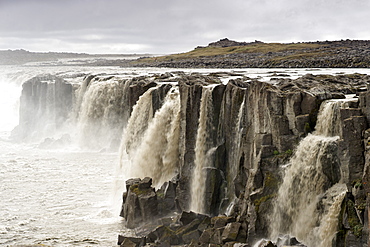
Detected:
left=222, top=222, right=241, bottom=242
left=121, top=178, right=158, bottom=228
left=209, top=228, right=224, bottom=245
left=254, top=240, right=277, bottom=247
left=118, top=236, right=146, bottom=247
left=182, top=229, right=201, bottom=244
left=211, top=215, right=235, bottom=228
left=179, top=211, right=207, bottom=225
left=138, top=177, right=152, bottom=190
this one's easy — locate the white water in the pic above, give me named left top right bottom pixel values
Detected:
left=270, top=100, right=350, bottom=247
left=77, top=78, right=125, bottom=150
left=190, top=86, right=215, bottom=214
left=120, top=87, right=181, bottom=188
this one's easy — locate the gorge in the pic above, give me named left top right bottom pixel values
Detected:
left=3, top=66, right=370, bottom=247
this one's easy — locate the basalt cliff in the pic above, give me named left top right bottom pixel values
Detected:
left=14, top=71, right=370, bottom=247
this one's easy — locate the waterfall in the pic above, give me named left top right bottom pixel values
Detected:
left=190, top=86, right=215, bottom=214
left=77, top=78, right=125, bottom=150
left=270, top=99, right=349, bottom=247
left=226, top=96, right=245, bottom=211
left=120, top=86, right=181, bottom=188
left=120, top=87, right=157, bottom=158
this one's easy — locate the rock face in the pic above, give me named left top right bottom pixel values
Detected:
left=11, top=75, right=73, bottom=141
left=14, top=71, right=370, bottom=246
left=116, top=73, right=370, bottom=247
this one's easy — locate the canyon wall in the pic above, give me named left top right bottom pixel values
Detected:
left=14, top=71, right=370, bottom=246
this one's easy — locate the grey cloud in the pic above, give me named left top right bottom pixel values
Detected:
left=0, top=0, right=369, bottom=53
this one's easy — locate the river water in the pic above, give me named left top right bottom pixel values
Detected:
left=1, top=64, right=370, bottom=246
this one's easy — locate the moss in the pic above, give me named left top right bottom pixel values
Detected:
left=352, top=179, right=363, bottom=189
left=304, top=122, right=312, bottom=134
left=264, top=171, right=278, bottom=188
left=347, top=199, right=363, bottom=238
left=156, top=191, right=165, bottom=198
left=130, top=184, right=153, bottom=196
left=254, top=194, right=276, bottom=212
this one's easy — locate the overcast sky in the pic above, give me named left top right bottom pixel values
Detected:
left=0, top=0, right=369, bottom=54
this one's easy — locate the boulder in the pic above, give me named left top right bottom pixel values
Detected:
left=222, top=222, right=241, bottom=242
left=117, top=236, right=146, bottom=247
left=211, top=216, right=235, bottom=228
left=182, top=229, right=201, bottom=244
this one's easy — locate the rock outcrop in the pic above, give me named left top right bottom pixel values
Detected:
left=13, top=71, right=370, bottom=246
left=116, top=72, right=370, bottom=247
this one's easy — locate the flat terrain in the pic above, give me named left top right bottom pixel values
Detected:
left=132, top=39, right=370, bottom=68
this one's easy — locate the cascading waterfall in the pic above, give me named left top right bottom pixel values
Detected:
left=77, top=78, right=125, bottom=150
left=120, top=86, right=181, bottom=188
left=190, top=86, right=215, bottom=214
left=270, top=99, right=350, bottom=247
left=120, top=87, right=157, bottom=159
left=225, top=96, right=245, bottom=214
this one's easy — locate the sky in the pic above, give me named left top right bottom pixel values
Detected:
left=0, top=0, right=369, bottom=54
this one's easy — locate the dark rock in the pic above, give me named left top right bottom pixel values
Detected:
left=118, top=236, right=146, bottom=247
left=182, top=229, right=201, bottom=244
left=138, top=177, right=152, bottom=190
left=211, top=216, right=235, bottom=228
left=254, top=240, right=277, bottom=247
left=199, top=228, right=213, bottom=244
left=209, top=228, right=224, bottom=245
left=179, top=211, right=207, bottom=225
left=222, top=222, right=241, bottom=242
left=126, top=178, right=141, bottom=191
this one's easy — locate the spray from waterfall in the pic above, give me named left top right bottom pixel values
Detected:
left=190, top=86, right=215, bottom=214
left=270, top=99, right=350, bottom=247
left=77, top=78, right=125, bottom=150
left=119, top=86, right=181, bottom=188
left=120, top=87, right=157, bottom=159
left=0, top=75, right=22, bottom=132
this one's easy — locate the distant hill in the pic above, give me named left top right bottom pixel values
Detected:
left=0, top=49, right=91, bottom=65
left=132, top=38, right=370, bottom=68
left=0, top=49, right=146, bottom=66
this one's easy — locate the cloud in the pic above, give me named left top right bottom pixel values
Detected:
left=0, top=0, right=369, bottom=53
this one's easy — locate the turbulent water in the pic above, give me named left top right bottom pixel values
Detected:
left=1, top=64, right=370, bottom=246
left=270, top=99, right=355, bottom=247
left=120, top=87, right=181, bottom=188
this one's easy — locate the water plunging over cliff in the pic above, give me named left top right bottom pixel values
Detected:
left=120, top=87, right=181, bottom=188
left=77, top=78, right=126, bottom=149
left=190, top=86, right=215, bottom=214
left=270, top=99, right=353, bottom=247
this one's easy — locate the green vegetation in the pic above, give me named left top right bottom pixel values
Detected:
left=254, top=194, right=276, bottom=212
left=304, top=122, right=312, bottom=134
left=137, top=42, right=324, bottom=63
left=264, top=171, right=278, bottom=188
left=347, top=199, right=363, bottom=238
left=130, top=184, right=153, bottom=196
left=273, top=149, right=294, bottom=158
